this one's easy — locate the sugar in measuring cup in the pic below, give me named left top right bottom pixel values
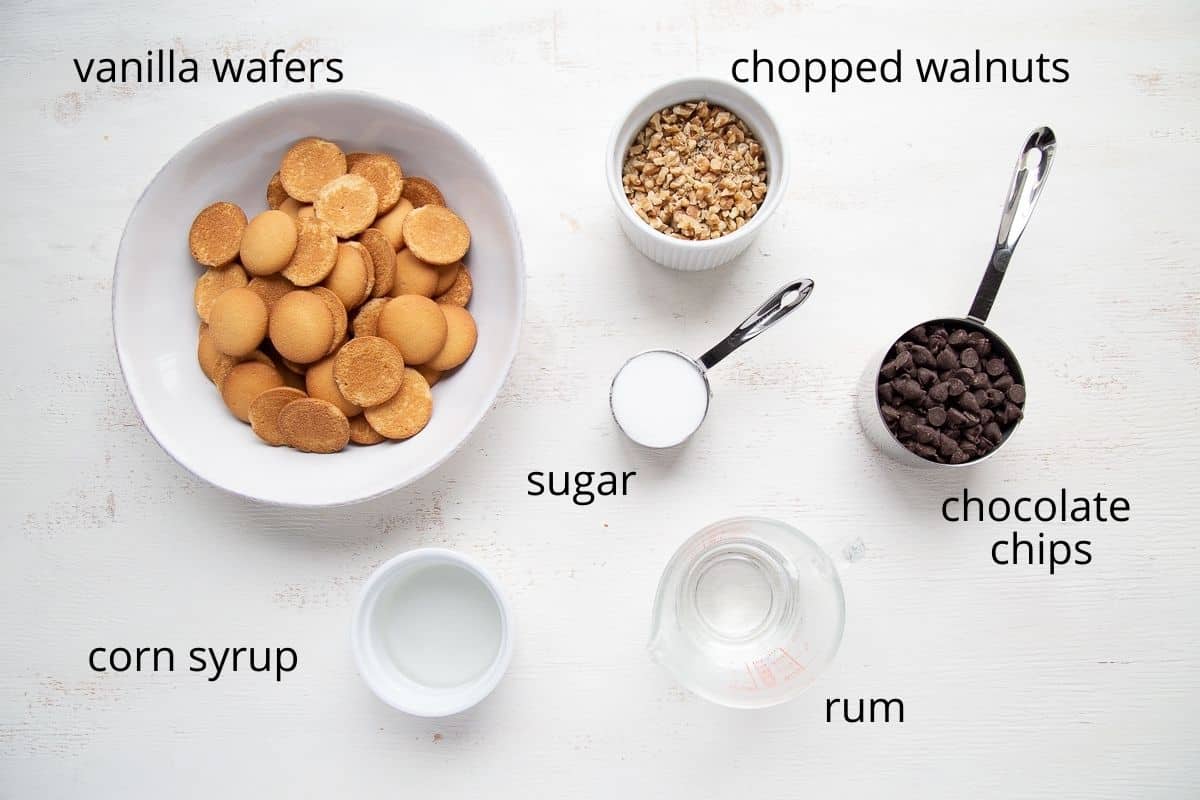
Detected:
left=610, top=279, right=815, bottom=448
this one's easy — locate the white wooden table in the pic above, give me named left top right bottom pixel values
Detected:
left=3, top=1, right=1199, bottom=796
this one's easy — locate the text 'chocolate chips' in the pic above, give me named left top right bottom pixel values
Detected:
left=876, top=324, right=1025, bottom=464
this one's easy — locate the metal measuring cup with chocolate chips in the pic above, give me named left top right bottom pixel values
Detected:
left=875, top=323, right=1026, bottom=464
left=858, top=127, right=1055, bottom=466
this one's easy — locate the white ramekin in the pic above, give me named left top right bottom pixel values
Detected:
left=605, top=76, right=789, bottom=271
left=352, top=548, right=514, bottom=717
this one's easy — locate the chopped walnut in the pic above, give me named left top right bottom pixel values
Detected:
left=622, top=101, right=768, bottom=240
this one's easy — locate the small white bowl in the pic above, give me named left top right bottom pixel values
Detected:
left=112, top=91, right=524, bottom=507
left=352, top=548, right=513, bottom=717
left=605, top=77, right=789, bottom=271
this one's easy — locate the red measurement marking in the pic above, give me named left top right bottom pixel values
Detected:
left=755, top=661, right=777, bottom=689
left=778, top=648, right=807, bottom=671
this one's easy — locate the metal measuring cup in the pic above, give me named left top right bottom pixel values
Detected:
left=611, top=279, right=815, bottom=448
left=858, top=127, right=1056, bottom=467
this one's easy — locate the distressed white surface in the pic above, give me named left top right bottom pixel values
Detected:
left=2, top=0, right=1199, bottom=797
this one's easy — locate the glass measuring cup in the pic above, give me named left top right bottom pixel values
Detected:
left=649, top=517, right=845, bottom=709
left=610, top=279, right=815, bottom=448
left=858, top=127, right=1056, bottom=466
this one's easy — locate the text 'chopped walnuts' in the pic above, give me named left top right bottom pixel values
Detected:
left=622, top=101, right=768, bottom=241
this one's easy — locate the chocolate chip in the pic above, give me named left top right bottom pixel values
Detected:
left=970, top=371, right=991, bottom=390
left=936, top=348, right=960, bottom=370
left=969, top=333, right=992, bottom=356
left=984, top=422, right=1003, bottom=443
left=926, top=406, right=947, bottom=427
left=946, top=378, right=967, bottom=396
left=948, top=329, right=969, bottom=346
left=915, top=425, right=937, bottom=444
left=910, top=345, right=935, bottom=367
left=897, top=378, right=924, bottom=401
left=985, top=388, right=1006, bottom=407
left=900, top=412, right=920, bottom=433
left=882, top=405, right=901, bottom=424
left=1007, top=384, right=1026, bottom=404
left=907, top=442, right=938, bottom=459
left=894, top=350, right=913, bottom=372
left=959, top=391, right=980, bottom=413
left=952, top=367, right=976, bottom=385
left=985, top=357, right=1006, bottom=376
left=908, top=325, right=928, bottom=344
left=929, top=382, right=950, bottom=403
left=878, top=383, right=895, bottom=404
left=946, top=408, right=968, bottom=427
left=916, top=367, right=938, bottom=387
left=993, top=374, right=1014, bottom=391
left=960, top=347, right=980, bottom=369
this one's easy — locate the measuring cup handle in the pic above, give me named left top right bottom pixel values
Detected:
left=968, top=127, right=1056, bottom=324
left=699, top=279, right=815, bottom=370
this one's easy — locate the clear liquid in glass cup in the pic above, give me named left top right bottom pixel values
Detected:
left=649, top=517, right=845, bottom=709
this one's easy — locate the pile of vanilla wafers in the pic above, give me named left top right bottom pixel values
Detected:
left=189, top=137, right=477, bottom=453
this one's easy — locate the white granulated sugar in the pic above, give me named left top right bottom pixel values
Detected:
left=611, top=350, right=709, bottom=448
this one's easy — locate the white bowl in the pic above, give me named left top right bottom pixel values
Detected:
left=352, top=548, right=514, bottom=717
left=113, top=91, right=525, bottom=507
left=605, top=77, right=789, bottom=271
